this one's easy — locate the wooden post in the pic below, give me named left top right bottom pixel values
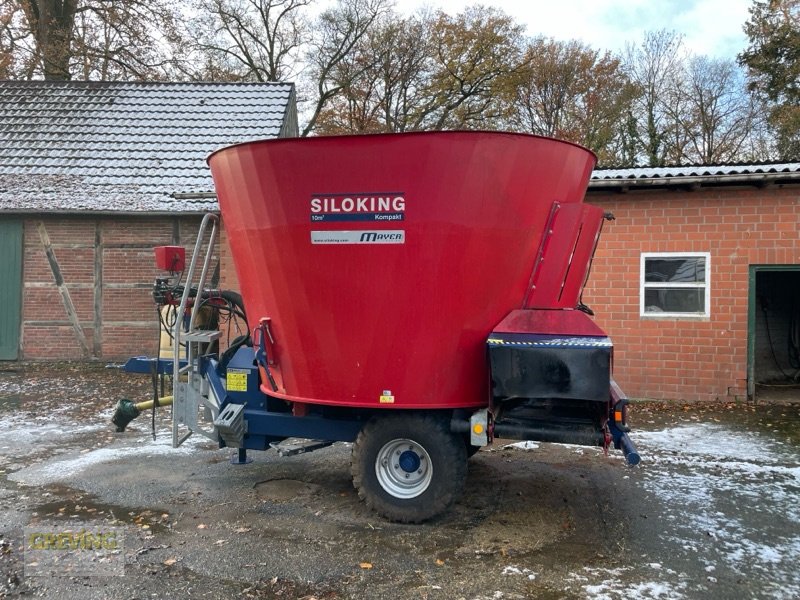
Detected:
left=37, top=221, right=91, bottom=357
left=93, top=220, right=103, bottom=357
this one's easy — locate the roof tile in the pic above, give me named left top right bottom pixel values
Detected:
left=0, top=81, right=294, bottom=213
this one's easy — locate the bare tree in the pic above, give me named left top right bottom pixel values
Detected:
left=313, top=12, right=434, bottom=134
left=300, top=0, right=391, bottom=136
left=375, top=15, right=434, bottom=132
left=623, top=30, right=686, bottom=166
left=680, top=57, right=761, bottom=163
left=420, top=6, right=523, bottom=130
left=1, top=3, right=33, bottom=78
left=510, top=37, right=637, bottom=165
left=1, top=0, right=184, bottom=80
left=76, top=1, right=184, bottom=80
left=314, top=5, right=523, bottom=134
left=658, top=65, right=693, bottom=164
left=739, top=0, right=800, bottom=159
left=188, top=0, right=310, bottom=82
left=184, top=0, right=393, bottom=135
left=14, top=0, right=76, bottom=79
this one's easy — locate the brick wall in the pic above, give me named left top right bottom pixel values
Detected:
left=583, top=184, right=800, bottom=402
left=20, top=215, right=203, bottom=360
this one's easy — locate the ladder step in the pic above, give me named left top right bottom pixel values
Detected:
left=269, top=439, right=334, bottom=457
left=184, top=329, right=222, bottom=343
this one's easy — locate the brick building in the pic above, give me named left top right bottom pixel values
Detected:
left=0, top=81, right=297, bottom=360
left=585, top=164, right=800, bottom=402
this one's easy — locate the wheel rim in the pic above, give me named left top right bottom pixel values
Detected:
left=375, top=438, right=433, bottom=499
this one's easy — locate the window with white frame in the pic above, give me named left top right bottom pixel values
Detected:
left=640, top=252, right=710, bottom=317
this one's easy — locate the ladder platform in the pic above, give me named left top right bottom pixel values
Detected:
left=184, top=329, right=222, bottom=343
left=269, top=439, right=334, bottom=457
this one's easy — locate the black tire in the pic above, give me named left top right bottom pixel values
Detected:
left=351, top=413, right=467, bottom=523
left=465, top=440, right=482, bottom=458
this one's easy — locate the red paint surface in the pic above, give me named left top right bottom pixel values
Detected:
left=208, top=131, right=597, bottom=409
left=525, top=203, right=605, bottom=309
left=492, top=309, right=607, bottom=338
left=154, top=246, right=186, bottom=272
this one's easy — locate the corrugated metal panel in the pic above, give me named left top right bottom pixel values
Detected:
left=591, top=163, right=800, bottom=181
left=0, top=220, right=22, bottom=359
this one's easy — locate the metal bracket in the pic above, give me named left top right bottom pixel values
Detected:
left=470, top=409, right=490, bottom=446
left=172, top=377, right=221, bottom=443
left=214, top=403, right=247, bottom=448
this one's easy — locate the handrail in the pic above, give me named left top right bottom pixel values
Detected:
left=172, top=212, right=219, bottom=447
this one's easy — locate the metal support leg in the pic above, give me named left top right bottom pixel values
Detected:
left=230, top=448, right=252, bottom=465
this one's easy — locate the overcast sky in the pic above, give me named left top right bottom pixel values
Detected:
left=402, top=0, right=753, bottom=59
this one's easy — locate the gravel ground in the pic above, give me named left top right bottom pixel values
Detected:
left=0, top=362, right=798, bottom=599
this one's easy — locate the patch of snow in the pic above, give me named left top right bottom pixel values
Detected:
left=0, top=415, right=105, bottom=447
left=575, top=567, right=687, bottom=600
left=9, top=433, right=217, bottom=486
left=501, top=565, right=535, bottom=579
left=631, top=423, right=800, bottom=598
left=504, top=441, right=539, bottom=451
left=632, top=423, right=793, bottom=463
left=0, top=382, right=21, bottom=394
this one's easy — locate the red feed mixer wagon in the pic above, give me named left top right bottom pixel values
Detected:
left=133, top=131, right=639, bottom=523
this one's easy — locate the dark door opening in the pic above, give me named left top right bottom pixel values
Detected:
left=0, top=219, right=22, bottom=360
left=749, top=267, right=800, bottom=402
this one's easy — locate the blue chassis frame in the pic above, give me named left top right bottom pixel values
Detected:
left=200, top=348, right=364, bottom=451
left=124, top=346, right=639, bottom=464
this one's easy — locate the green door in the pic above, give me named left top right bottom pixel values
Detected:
left=0, top=220, right=22, bottom=359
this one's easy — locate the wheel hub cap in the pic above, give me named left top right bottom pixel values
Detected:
left=375, top=438, right=433, bottom=499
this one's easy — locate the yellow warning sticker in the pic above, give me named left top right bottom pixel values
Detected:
left=379, top=391, right=395, bottom=404
left=227, top=370, right=248, bottom=392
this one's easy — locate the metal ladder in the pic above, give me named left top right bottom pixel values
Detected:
left=172, top=213, right=223, bottom=448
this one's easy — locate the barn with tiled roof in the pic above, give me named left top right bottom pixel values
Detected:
left=0, top=81, right=297, bottom=360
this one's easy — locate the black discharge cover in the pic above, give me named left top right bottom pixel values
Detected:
left=488, top=333, right=612, bottom=402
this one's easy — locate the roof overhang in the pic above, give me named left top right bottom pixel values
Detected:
left=588, top=166, right=800, bottom=193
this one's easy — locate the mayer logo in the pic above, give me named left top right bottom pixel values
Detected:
left=310, top=192, right=405, bottom=222
left=359, top=231, right=403, bottom=242
left=311, top=230, right=405, bottom=245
